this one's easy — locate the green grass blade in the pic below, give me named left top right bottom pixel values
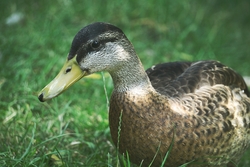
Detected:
left=15, top=123, right=36, bottom=166
left=160, top=127, right=175, bottom=167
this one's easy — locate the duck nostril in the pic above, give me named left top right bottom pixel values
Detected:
left=65, top=67, right=72, bottom=73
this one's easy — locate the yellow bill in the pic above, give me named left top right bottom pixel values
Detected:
left=38, top=56, right=86, bottom=102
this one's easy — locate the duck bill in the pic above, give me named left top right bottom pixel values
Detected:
left=38, top=56, right=86, bottom=102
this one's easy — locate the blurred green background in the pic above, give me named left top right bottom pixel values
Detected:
left=0, top=0, right=250, bottom=166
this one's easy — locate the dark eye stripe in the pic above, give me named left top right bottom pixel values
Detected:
left=74, top=36, right=119, bottom=63
left=87, top=36, right=118, bottom=52
left=68, top=31, right=123, bottom=61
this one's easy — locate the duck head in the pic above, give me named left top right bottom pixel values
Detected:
left=38, top=22, right=136, bottom=102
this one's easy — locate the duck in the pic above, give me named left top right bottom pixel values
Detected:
left=38, top=22, right=250, bottom=167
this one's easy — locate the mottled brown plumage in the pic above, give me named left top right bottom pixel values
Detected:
left=38, top=22, right=250, bottom=167
left=110, top=66, right=250, bottom=166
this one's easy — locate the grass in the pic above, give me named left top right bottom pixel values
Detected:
left=0, top=0, right=250, bottom=166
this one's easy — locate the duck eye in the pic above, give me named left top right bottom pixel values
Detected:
left=91, top=40, right=101, bottom=49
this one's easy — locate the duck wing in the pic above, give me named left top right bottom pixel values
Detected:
left=146, top=60, right=250, bottom=97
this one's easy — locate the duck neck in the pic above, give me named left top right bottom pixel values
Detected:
left=109, top=54, right=153, bottom=93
